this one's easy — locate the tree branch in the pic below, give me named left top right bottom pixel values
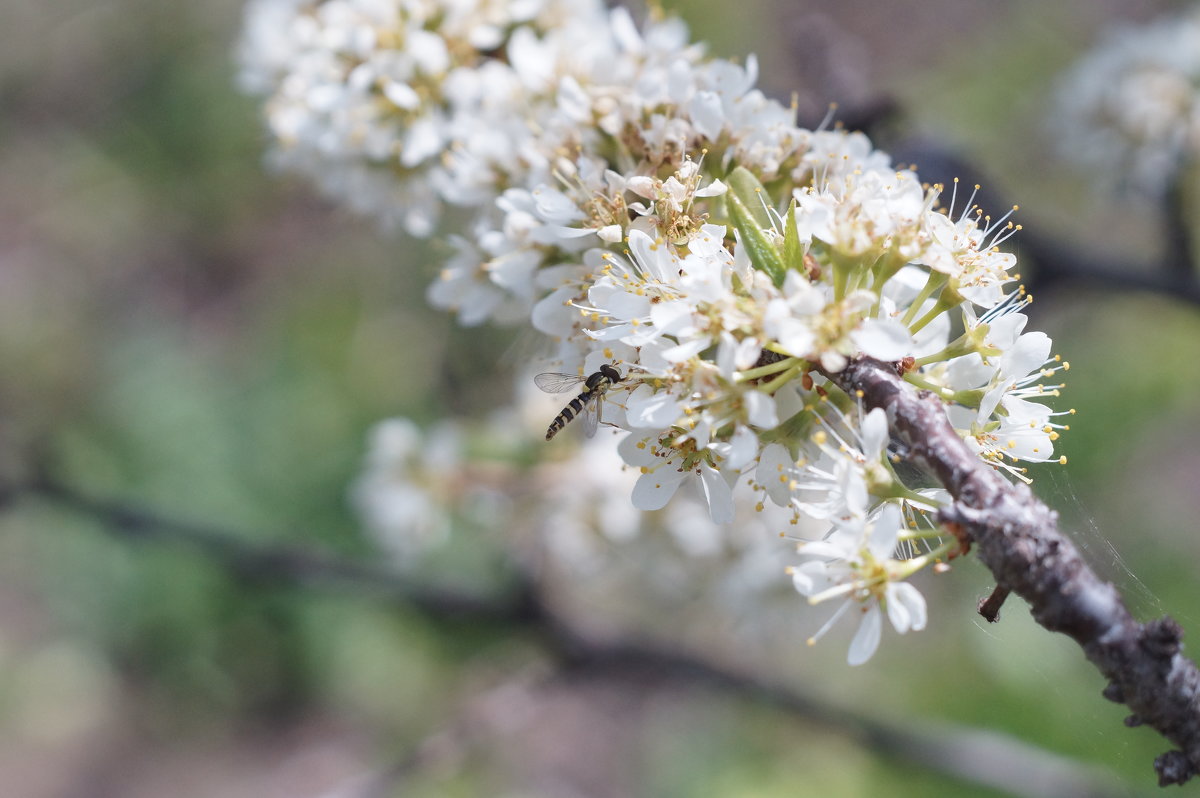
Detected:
left=836, top=355, right=1200, bottom=786
left=22, top=474, right=539, bottom=626
left=1162, top=166, right=1196, bottom=282
left=544, top=633, right=1123, bottom=798
left=888, top=139, right=1200, bottom=306
left=5, top=474, right=1125, bottom=797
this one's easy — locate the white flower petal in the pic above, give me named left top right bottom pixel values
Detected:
left=626, top=389, right=683, bottom=428
left=860, top=408, right=889, bottom=458
left=695, top=178, right=727, bottom=198
left=888, top=582, right=927, bottom=633
left=688, top=90, right=725, bottom=141
left=757, top=443, right=794, bottom=507
left=699, top=463, right=734, bottom=524
left=725, top=425, right=758, bottom=470
left=617, top=432, right=657, bottom=467
left=852, top=319, right=913, bottom=361
left=791, top=560, right=837, bottom=596
left=866, top=504, right=901, bottom=560
left=663, top=337, right=709, bottom=363
left=848, top=605, right=883, bottom=665
left=597, top=224, right=624, bottom=243
left=744, top=390, right=778, bottom=429
left=601, top=290, right=652, bottom=321
left=631, top=465, right=686, bottom=511
left=1001, top=331, right=1052, bottom=380
left=796, top=540, right=852, bottom=560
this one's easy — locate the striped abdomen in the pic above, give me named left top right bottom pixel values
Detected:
left=545, top=389, right=595, bottom=440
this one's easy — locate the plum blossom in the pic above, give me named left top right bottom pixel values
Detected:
left=1053, top=7, right=1200, bottom=193
left=790, top=504, right=933, bottom=665
left=245, top=0, right=1070, bottom=664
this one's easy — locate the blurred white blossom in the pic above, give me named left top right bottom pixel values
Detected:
left=351, top=417, right=465, bottom=561
left=1054, top=8, right=1200, bottom=192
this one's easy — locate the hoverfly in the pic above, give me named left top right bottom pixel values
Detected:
left=535, top=364, right=622, bottom=441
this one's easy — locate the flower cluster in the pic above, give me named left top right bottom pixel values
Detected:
left=352, top=403, right=815, bottom=627
left=242, top=0, right=1070, bottom=663
left=239, top=0, right=655, bottom=238
left=1053, top=7, right=1200, bottom=193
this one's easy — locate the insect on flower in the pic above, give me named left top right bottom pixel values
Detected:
left=535, top=364, right=622, bottom=440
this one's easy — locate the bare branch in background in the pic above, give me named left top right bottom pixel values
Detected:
left=22, top=473, right=539, bottom=627
left=889, top=140, right=1200, bottom=306
left=4, top=475, right=1126, bottom=798
left=1163, top=166, right=1196, bottom=282
left=836, top=356, right=1200, bottom=787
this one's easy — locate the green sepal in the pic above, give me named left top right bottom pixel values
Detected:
left=728, top=166, right=774, bottom=228
left=759, top=407, right=817, bottom=447
left=727, top=168, right=786, bottom=287
left=783, top=199, right=804, bottom=278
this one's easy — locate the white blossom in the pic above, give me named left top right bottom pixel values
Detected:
left=1054, top=7, right=1200, bottom=193
left=247, top=0, right=1071, bottom=665
left=351, top=417, right=463, bottom=561
left=790, top=504, right=930, bottom=665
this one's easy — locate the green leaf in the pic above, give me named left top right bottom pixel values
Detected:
left=726, top=170, right=786, bottom=287
left=727, top=166, right=774, bottom=229
left=783, top=199, right=803, bottom=276
left=728, top=192, right=786, bottom=287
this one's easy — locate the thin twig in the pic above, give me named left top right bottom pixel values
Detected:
left=837, top=356, right=1200, bottom=786
left=978, top=585, right=1011, bottom=623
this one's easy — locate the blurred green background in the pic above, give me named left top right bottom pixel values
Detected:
left=1, top=0, right=1198, bottom=795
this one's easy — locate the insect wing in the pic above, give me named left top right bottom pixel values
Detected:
left=580, top=393, right=602, bottom=438
left=534, top=372, right=585, bottom=394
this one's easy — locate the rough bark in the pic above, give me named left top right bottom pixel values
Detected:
left=835, top=356, right=1200, bottom=786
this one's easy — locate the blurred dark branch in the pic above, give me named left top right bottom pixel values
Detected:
left=1163, top=166, right=1196, bottom=282
left=837, top=356, right=1200, bottom=787
left=545, top=635, right=1123, bottom=798
left=20, top=473, right=539, bottom=626
left=891, top=140, right=1200, bottom=306
left=5, top=472, right=1124, bottom=798
left=799, top=96, right=901, bottom=137
left=1021, top=227, right=1200, bottom=304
